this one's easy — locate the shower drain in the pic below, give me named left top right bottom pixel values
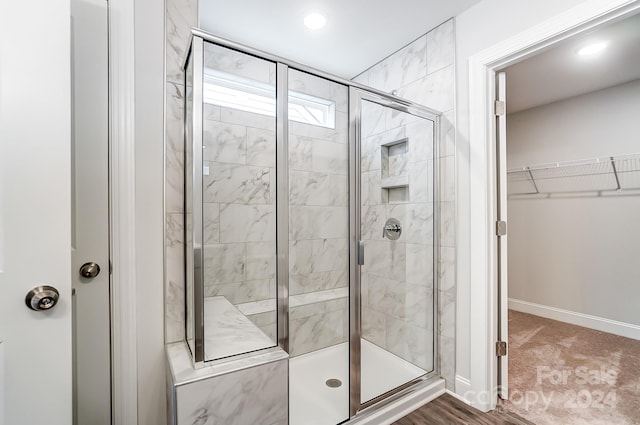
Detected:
left=325, top=378, right=342, bottom=388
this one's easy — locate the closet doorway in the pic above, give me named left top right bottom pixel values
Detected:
left=495, top=10, right=640, bottom=425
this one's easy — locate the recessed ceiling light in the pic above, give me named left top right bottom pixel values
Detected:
left=577, top=42, right=607, bottom=56
left=304, top=12, right=326, bottom=30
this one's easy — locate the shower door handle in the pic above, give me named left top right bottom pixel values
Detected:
left=357, top=240, right=364, bottom=265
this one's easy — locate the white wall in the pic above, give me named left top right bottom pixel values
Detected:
left=507, top=80, right=640, bottom=326
left=453, top=0, right=584, bottom=398
left=134, top=0, right=166, bottom=423
left=507, top=80, right=640, bottom=165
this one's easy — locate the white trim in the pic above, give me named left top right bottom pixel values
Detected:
left=348, top=379, right=445, bottom=425
left=509, top=299, right=640, bottom=340
left=446, top=387, right=472, bottom=406
left=454, top=375, right=472, bottom=401
left=0, top=341, right=4, bottom=425
left=109, top=0, right=139, bottom=423
left=466, top=0, right=640, bottom=413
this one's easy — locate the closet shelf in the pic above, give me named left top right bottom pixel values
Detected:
left=507, top=153, right=640, bottom=195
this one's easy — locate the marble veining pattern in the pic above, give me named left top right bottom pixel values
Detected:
left=164, top=0, right=197, bottom=344
left=368, top=35, right=427, bottom=93
left=236, top=299, right=276, bottom=316
left=166, top=19, right=457, bottom=409
left=289, top=206, right=347, bottom=240
left=204, top=279, right=273, bottom=304
left=166, top=342, right=287, bottom=386
left=219, top=204, right=275, bottom=243
left=354, top=18, right=456, bottom=388
left=176, top=359, right=287, bottom=425
left=204, top=163, right=272, bottom=205
left=203, top=297, right=275, bottom=360
left=166, top=82, right=185, bottom=215
left=165, top=0, right=197, bottom=85
left=166, top=213, right=185, bottom=343
left=204, top=43, right=275, bottom=85
left=440, top=110, right=456, bottom=158
left=246, top=127, right=276, bottom=167
left=289, top=309, right=347, bottom=356
left=203, top=243, right=246, bottom=285
left=219, top=107, right=276, bottom=132
left=290, top=287, right=348, bottom=307
left=203, top=120, right=247, bottom=165
left=287, top=73, right=350, bottom=358
left=289, top=269, right=347, bottom=296
left=289, top=298, right=347, bottom=321
left=427, top=19, right=455, bottom=75
left=396, top=65, right=455, bottom=113
left=289, top=171, right=347, bottom=207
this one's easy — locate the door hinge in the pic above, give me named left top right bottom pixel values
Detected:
left=495, top=100, right=506, bottom=116
left=496, top=341, right=508, bottom=357
left=496, top=220, right=507, bottom=236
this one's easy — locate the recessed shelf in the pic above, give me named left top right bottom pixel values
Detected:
left=381, top=175, right=409, bottom=189
left=380, top=138, right=410, bottom=203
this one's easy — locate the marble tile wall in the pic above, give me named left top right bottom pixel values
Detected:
left=167, top=342, right=289, bottom=425
left=164, top=5, right=289, bottom=421
left=165, top=0, right=197, bottom=344
left=165, top=5, right=455, bottom=391
left=353, top=19, right=457, bottom=390
left=174, top=359, right=288, bottom=425
left=359, top=100, right=435, bottom=371
left=287, top=69, right=350, bottom=357
left=199, top=44, right=279, bottom=356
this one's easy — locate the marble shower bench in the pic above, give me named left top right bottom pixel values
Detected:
left=237, top=287, right=349, bottom=356
left=204, top=296, right=275, bottom=360
left=166, top=340, right=288, bottom=425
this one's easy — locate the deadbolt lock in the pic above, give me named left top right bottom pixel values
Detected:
left=79, top=262, right=101, bottom=278
left=25, top=285, right=60, bottom=311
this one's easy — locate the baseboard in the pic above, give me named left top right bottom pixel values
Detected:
left=447, top=388, right=472, bottom=405
left=509, top=298, right=640, bottom=340
left=453, top=375, right=473, bottom=404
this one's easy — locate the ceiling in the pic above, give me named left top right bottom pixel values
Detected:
left=198, top=0, right=481, bottom=79
left=505, top=12, right=640, bottom=113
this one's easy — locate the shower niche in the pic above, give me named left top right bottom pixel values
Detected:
left=169, top=29, right=442, bottom=425
left=381, top=137, right=409, bottom=202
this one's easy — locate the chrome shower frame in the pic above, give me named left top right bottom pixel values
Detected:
left=182, top=28, right=442, bottom=418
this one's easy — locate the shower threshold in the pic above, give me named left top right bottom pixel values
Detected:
left=289, top=339, right=431, bottom=425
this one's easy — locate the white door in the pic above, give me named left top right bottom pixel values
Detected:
left=496, top=71, right=509, bottom=399
left=0, top=1, right=73, bottom=425
left=71, top=0, right=111, bottom=423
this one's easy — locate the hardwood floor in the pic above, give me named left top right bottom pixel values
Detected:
left=393, top=394, right=535, bottom=425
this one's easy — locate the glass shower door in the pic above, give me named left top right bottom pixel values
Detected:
left=358, top=97, right=436, bottom=405
left=287, top=68, right=350, bottom=425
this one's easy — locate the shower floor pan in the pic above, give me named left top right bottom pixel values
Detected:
left=289, top=339, right=426, bottom=425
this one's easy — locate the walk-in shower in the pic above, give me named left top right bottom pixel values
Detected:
left=182, top=29, right=440, bottom=424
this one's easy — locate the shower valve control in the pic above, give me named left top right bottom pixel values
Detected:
left=383, top=218, right=402, bottom=240
left=25, top=285, right=60, bottom=311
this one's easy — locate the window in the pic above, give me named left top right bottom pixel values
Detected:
left=203, top=70, right=336, bottom=129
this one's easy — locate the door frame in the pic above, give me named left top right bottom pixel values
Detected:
left=349, top=87, right=441, bottom=417
left=466, top=0, right=640, bottom=412
left=108, top=0, right=139, bottom=423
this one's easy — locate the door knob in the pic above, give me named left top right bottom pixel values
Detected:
left=25, top=285, right=60, bottom=311
left=79, top=262, right=101, bottom=278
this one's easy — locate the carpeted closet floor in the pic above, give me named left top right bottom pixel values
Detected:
left=501, top=310, right=640, bottom=425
